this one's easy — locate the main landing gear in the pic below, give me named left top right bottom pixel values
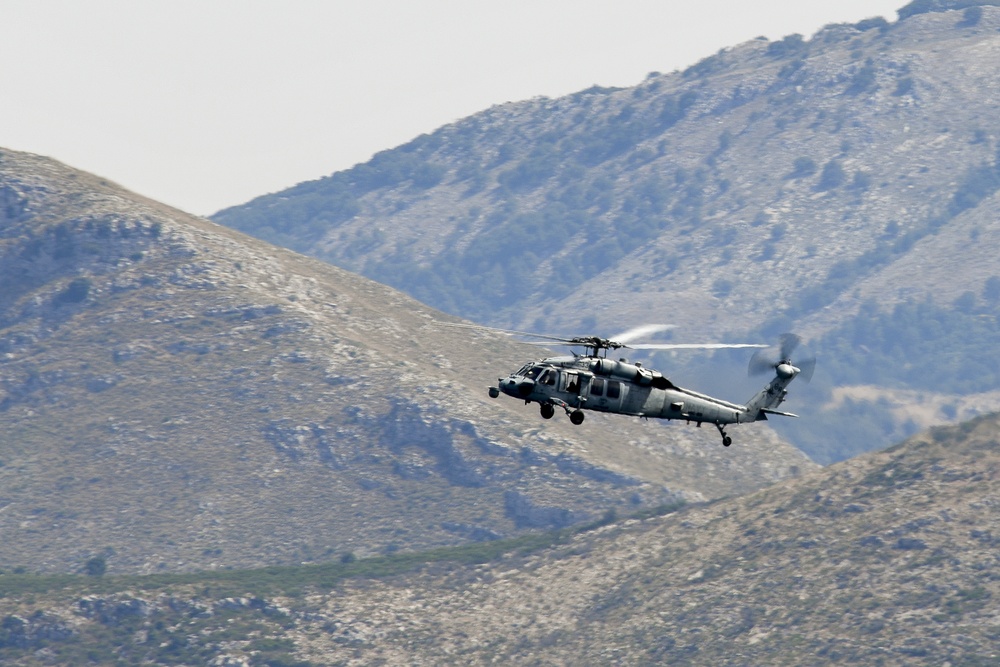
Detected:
left=540, top=401, right=585, bottom=425
left=715, top=424, right=732, bottom=447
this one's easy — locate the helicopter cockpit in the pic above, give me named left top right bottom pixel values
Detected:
left=513, top=364, right=541, bottom=379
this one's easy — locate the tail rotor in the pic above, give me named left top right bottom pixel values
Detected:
left=748, top=333, right=816, bottom=382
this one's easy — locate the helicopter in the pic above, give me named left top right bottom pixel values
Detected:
left=462, top=324, right=815, bottom=447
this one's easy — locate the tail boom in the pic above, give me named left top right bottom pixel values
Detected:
left=743, top=367, right=802, bottom=422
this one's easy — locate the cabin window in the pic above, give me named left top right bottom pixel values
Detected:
left=562, top=372, right=581, bottom=394
left=606, top=380, right=621, bottom=399
left=590, top=377, right=605, bottom=396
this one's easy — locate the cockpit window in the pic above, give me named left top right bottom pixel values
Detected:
left=516, top=364, right=533, bottom=376
left=524, top=366, right=543, bottom=380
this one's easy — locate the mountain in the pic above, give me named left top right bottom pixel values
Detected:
left=212, top=2, right=1000, bottom=463
left=278, top=411, right=1000, bottom=665
left=2, top=406, right=997, bottom=665
left=0, top=148, right=812, bottom=576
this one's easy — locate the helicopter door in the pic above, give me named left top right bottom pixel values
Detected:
left=559, top=371, right=581, bottom=395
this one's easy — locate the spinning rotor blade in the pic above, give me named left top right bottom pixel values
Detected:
left=437, top=321, right=579, bottom=345
left=629, top=342, right=769, bottom=350
left=610, top=325, right=765, bottom=350
left=614, top=323, right=767, bottom=352
left=439, top=320, right=766, bottom=355
left=749, top=333, right=816, bottom=382
left=610, top=324, right=675, bottom=345
left=797, top=356, right=817, bottom=383
left=748, top=348, right=780, bottom=376
left=779, top=333, right=802, bottom=361
left=441, top=323, right=621, bottom=351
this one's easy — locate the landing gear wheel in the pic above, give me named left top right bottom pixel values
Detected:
left=569, top=410, right=585, bottom=425
left=715, top=424, right=732, bottom=447
left=540, top=403, right=555, bottom=420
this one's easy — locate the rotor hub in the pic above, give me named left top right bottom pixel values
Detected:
left=776, top=363, right=799, bottom=379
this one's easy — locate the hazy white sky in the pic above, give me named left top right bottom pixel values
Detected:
left=2, top=0, right=904, bottom=215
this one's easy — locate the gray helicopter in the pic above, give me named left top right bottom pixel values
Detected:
left=476, top=326, right=814, bottom=447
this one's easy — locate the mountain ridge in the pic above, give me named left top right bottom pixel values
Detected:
left=212, top=5, right=1000, bottom=343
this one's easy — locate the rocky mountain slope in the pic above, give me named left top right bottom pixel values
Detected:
left=1, top=407, right=997, bottom=665
left=212, top=3, right=1000, bottom=337
left=0, top=149, right=812, bottom=576
left=213, top=2, right=1000, bottom=462
left=287, top=412, right=1000, bottom=665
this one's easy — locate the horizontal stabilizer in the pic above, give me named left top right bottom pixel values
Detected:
left=761, top=408, right=799, bottom=418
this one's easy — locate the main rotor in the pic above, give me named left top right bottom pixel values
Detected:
left=561, top=335, right=627, bottom=357
left=442, top=322, right=767, bottom=358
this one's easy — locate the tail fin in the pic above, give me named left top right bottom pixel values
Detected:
left=744, top=365, right=802, bottom=422
left=744, top=333, right=813, bottom=422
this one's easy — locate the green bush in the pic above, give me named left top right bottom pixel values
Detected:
left=898, top=0, right=940, bottom=21
left=893, top=77, right=915, bottom=96
left=767, top=34, right=807, bottom=58
left=84, top=556, right=106, bottom=576
left=498, top=149, right=560, bottom=191
left=56, top=277, right=91, bottom=304
left=949, top=158, right=1000, bottom=215
left=788, top=157, right=817, bottom=179
left=712, top=278, right=734, bottom=298
left=816, top=160, right=846, bottom=191
left=855, top=17, right=890, bottom=32
left=846, top=59, right=878, bottom=96
left=900, top=0, right=1000, bottom=22
left=982, top=276, right=1000, bottom=302
left=959, top=5, right=984, bottom=26
left=850, top=171, right=873, bottom=191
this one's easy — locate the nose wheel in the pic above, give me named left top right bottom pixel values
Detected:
left=540, top=403, right=555, bottom=419
left=716, top=424, right=732, bottom=447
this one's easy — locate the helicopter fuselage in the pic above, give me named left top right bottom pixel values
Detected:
left=489, top=353, right=802, bottom=446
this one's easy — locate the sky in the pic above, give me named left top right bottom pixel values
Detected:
left=1, top=1, right=905, bottom=216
